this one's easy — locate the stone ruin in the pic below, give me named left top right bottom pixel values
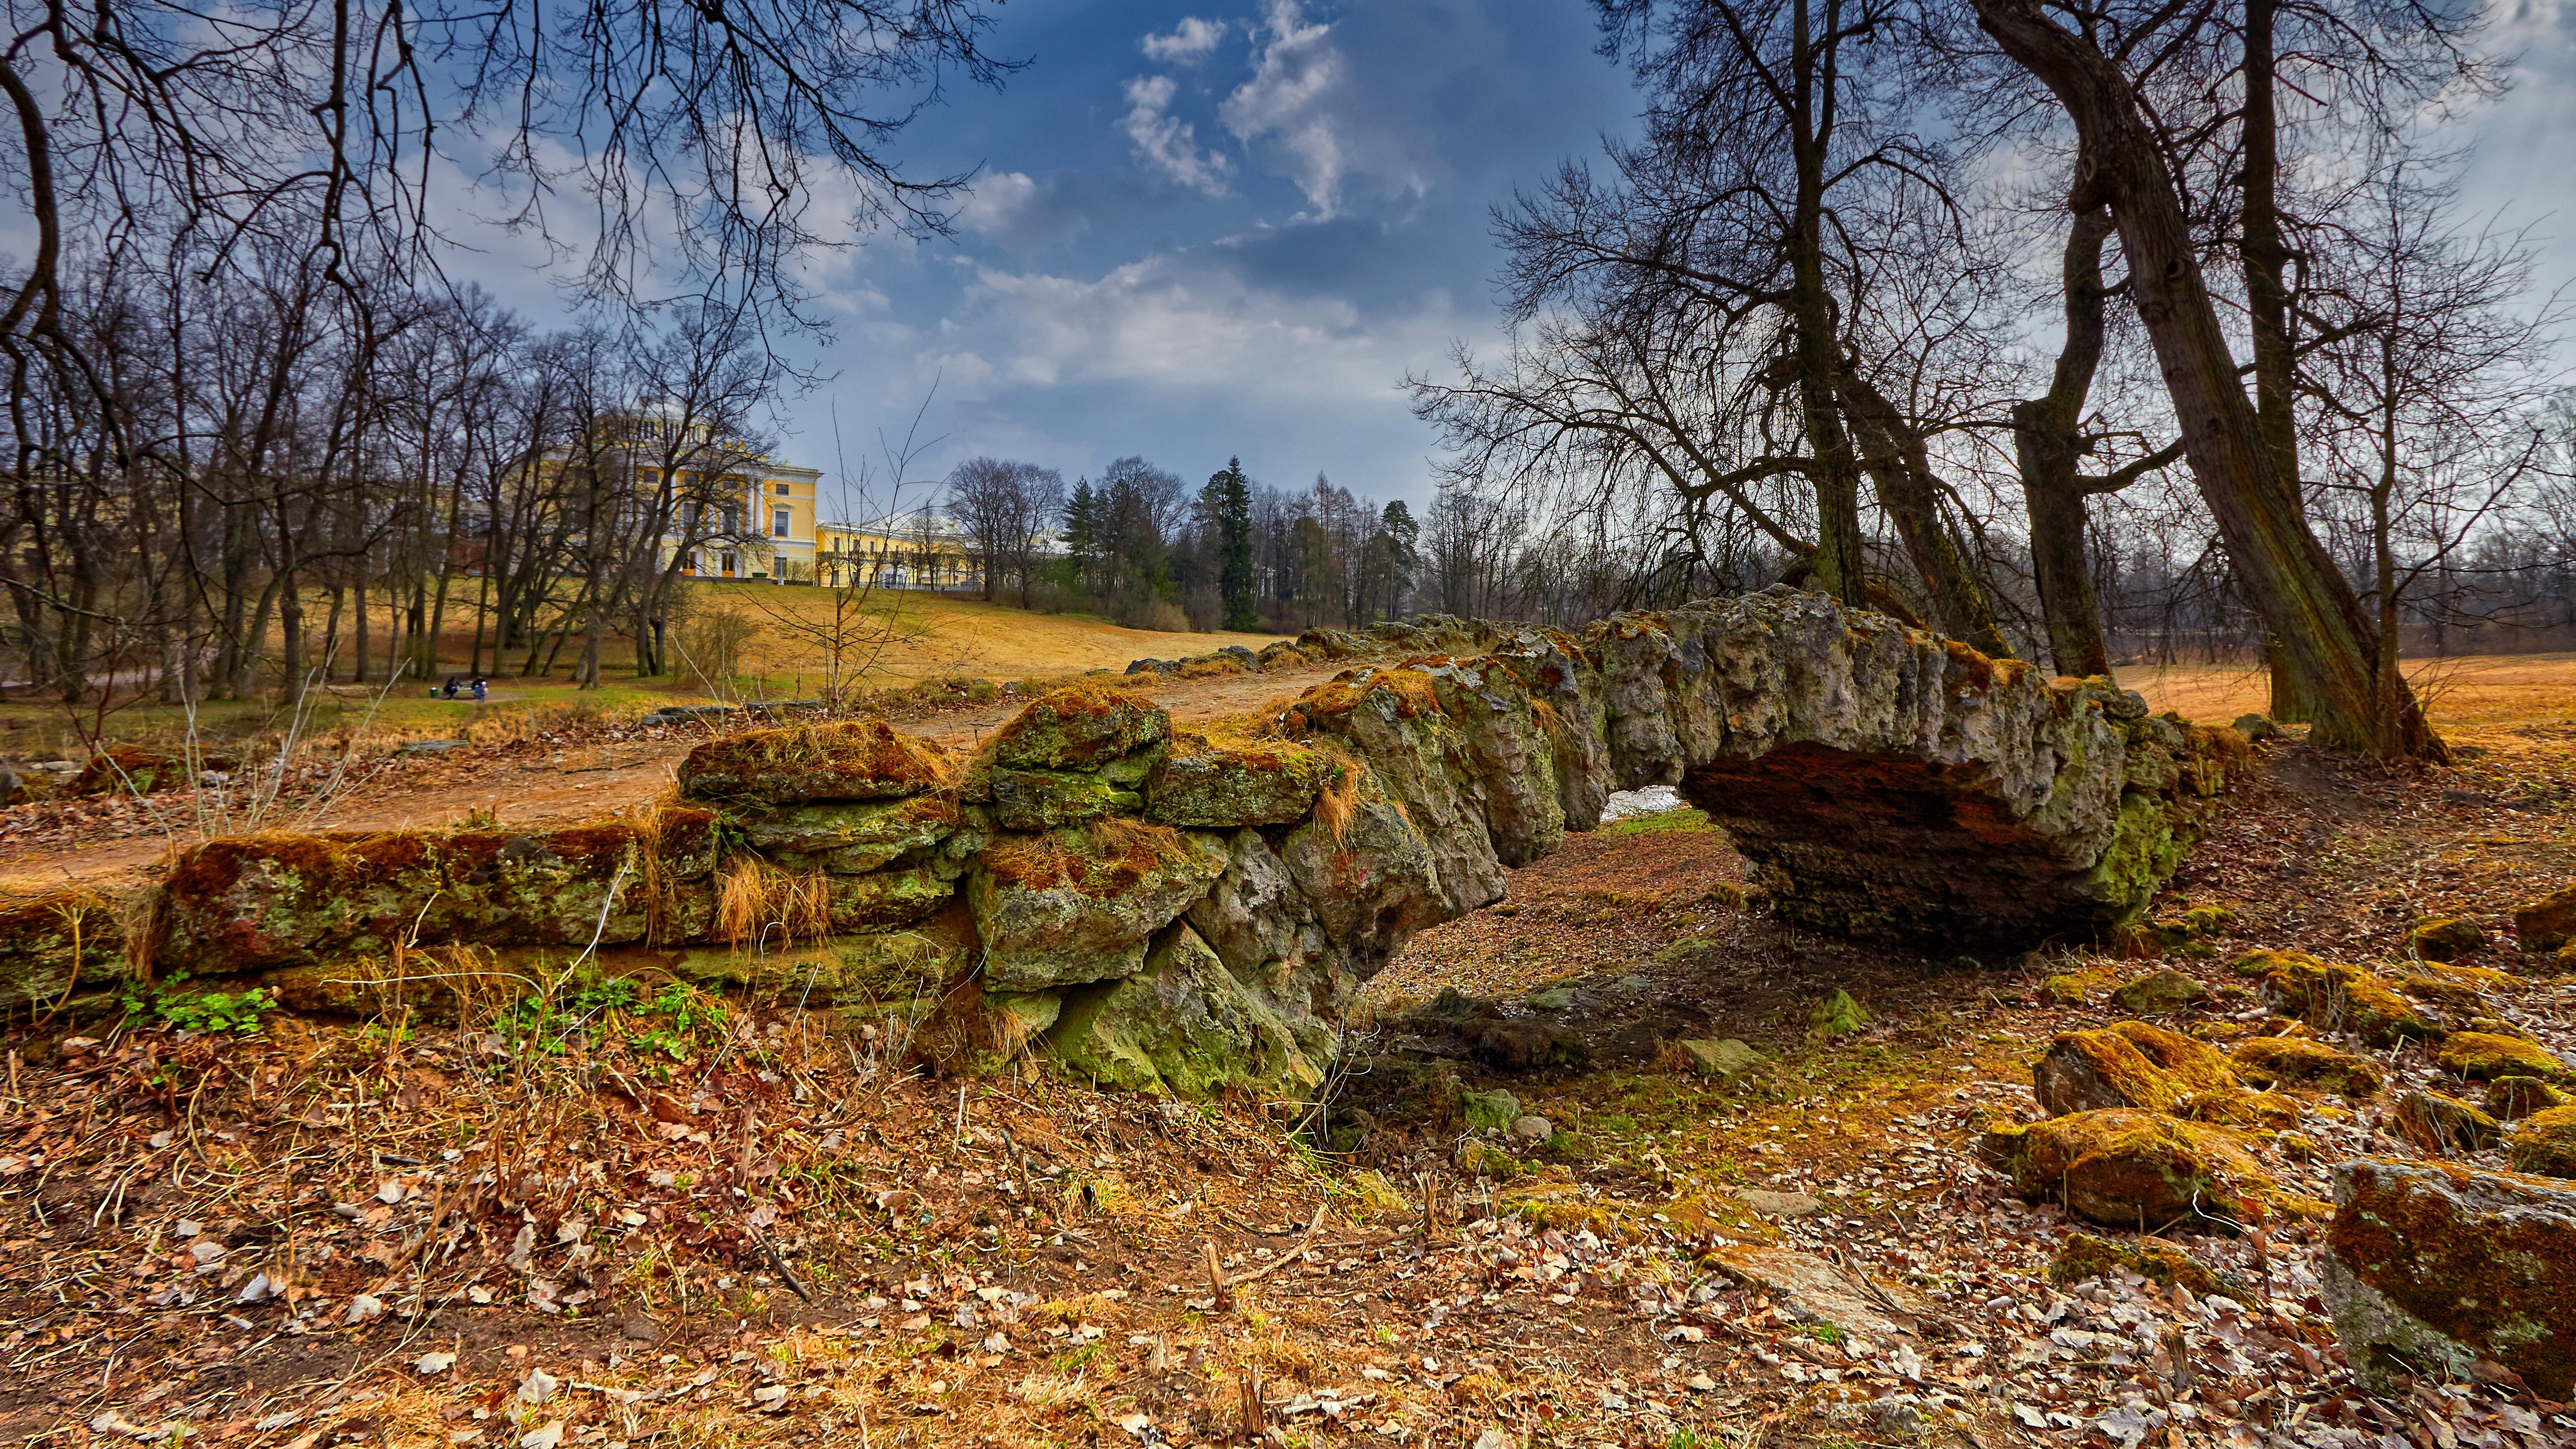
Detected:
left=0, top=588, right=2247, bottom=1097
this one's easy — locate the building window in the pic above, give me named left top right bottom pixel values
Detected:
left=773, top=507, right=791, bottom=538
left=721, top=551, right=738, bottom=575
left=775, top=482, right=790, bottom=495
left=721, top=506, right=740, bottom=536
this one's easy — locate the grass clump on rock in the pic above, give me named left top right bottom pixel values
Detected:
left=2438, top=1031, right=2570, bottom=1083
left=2230, top=1036, right=2386, bottom=1098
left=678, top=718, right=955, bottom=803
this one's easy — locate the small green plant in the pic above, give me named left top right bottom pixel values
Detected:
left=125, top=983, right=274, bottom=1034
left=1796, top=1318, right=1846, bottom=1347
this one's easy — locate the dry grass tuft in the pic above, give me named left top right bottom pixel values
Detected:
left=715, top=860, right=832, bottom=946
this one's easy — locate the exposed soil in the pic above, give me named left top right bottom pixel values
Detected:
left=7, top=666, right=2576, bottom=1448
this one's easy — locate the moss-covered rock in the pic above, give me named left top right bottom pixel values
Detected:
left=1676, top=1038, right=1765, bottom=1080
left=2235, top=949, right=2442, bottom=1046
left=0, top=887, right=127, bottom=1012
left=2392, top=1090, right=2503, bottom=1155
left=969, top=820, right=1230, bottom=992
left=72, top=744, right=234, bottom=796
left=2438, top=1030, right=2570, bottom=1083
left=678, top=719, right=954, bottom=804
left=2324, top=1157, right=2576, bottom=1395
left=2408, top=916, right=2487, bottom=962
left=2048, top=1231, right=2248, bottom=1298
left=2229, top=1036, right=2385, bottom=1098
left=1279, top=776, right=1453, bottom=977
left=1980, top=1108, right=2278, bottom=1231
left=157, top=812, right=722, bottom=973
left=2036, top=1020, right=2296, bottom=1127
left=989, top=768, right=1137, bottom=831
left=2110, top=967, right=2209, bottom=1015
left=1183, top=828, right=1338, bottom=1069
left=2510, top=1105, right=2576, bottom=1178
left=2486, top=1076, right=2569, bottom=1121
left=2038, top=969, right=2108, bottom=1006
left=991, top=687, right=1169, bottom=770
left=668, top=921, right=971, bottom=1005
left=1142, top=732, right=1333, bottom=828
left=1041, top=924, right=1318, bottom=1097
left=2512, top=885, right=2576, bottom=953
left=736, top=795, right=959, bottom=872
left=1459, top=1087, right=1522, bottom=1133
left=1809, top=989, right=1870, bottom=1040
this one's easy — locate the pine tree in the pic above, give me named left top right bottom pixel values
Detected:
left=1063, top=477, right=1098, bottom=594
left=1378, top=499, right=1419, bottom=620
left=1214, top=458, right=1257, bottom=631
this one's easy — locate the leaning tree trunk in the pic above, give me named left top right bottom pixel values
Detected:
left=1837, top=373, right=2011, bottom=655
left=2014, top=204, right=2117, bottom=678
left=1972, top=0, right=2443, bottom=760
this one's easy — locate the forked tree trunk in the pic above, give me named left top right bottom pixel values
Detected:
left=1973, top=0, right=2444, bottom=759
left=1837, top=372, right=2011, bottom=655
left=2014, top=205, right=2117, bottom=678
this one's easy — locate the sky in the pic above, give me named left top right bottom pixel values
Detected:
left=705, top=0, right=1644, bottom=517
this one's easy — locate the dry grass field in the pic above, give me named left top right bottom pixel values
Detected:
left=2121, top=651, right=2576, bottom=742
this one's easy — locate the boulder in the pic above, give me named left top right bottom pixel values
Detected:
left=2510, top=1105, right=2576, bottom=1178
left=1043, top=924, right=1317, bottom=1098
left=1278, top=778, right=1455, bottom=976
left=2229, top=1036, right=2385, bottom=1098
left=2324, top=1157, right=2576, bottom=1396
left=2408, top=916, right=2487, bottom=962
left=1143, top=733, right=1333, bottom=828
left=1979, top=1109, right=2279, bottom=1231
left=1676, top=1038, right=1765, bottom=1081
left=733, top=796, right=959, bottom=872
left=991, top=687, right=1169, bottom=769
left=667, top=922, right=971, bottom=1006
left=2110, top=967, right=2209, bottom=1015
left=989, top=768, right=1137, bottom=831
left=2236, top=950, right=2441, bottom=1046
left=1182, top=828, right=1338, bottom=1063
left=2048, top=1232, right=2245, bottom=1298
left=1809, top=989, right=1871, bottom=1041
left=1278, top=664, right=1511, bottom=912
left=968, top=821, right=1229, bottom=992
left=2512, top=886, right=2576, bottom=953
left=157, top=811, right=722, bottom=972
left=1734, top=1187, right=1825, bottom=1219
left=1705, top=1246, right=1940, bottom=1342
left=2486, top=1076, right=2569, bottom=1121
left=2035, top=1021, right=2295, bottom=1127
left=1459, top=1088, right=1522, bottom=1133
left=677, top=719, right=953, bottom=804
left=2438, top=1031, right=2569, bottom=1083
left=2391, top=1091, right=2502, bottom=1155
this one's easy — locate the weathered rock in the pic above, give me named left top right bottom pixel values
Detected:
left=1043, top=924, right=1318, bottom=1097
left=2035, top=1021, right=2295, bottom=1127
left=1183, top=829, right=1340, bottom=1068
left=2324, top=1157, right=2576, bottom=1396
left=2232, top=712, right=2282, bottom=742
left=668, top=921, right=971, bottom=1006
left=2392, top=1090, right=2503, bottom=1155
left=1508, top=1114, right=1553, bottom=1147
left=2486, top=1076, right=2570, bottom=1121
left=158, top=812, right=722, bottom=972
left=0, top=888, right=126, bottom=1011
left=1459, top=1087, right=1522, bottom=1133
left=1809, top=989, right=1871, bottom=1041
left=2048, top=1232, right=2245, bottom=1298
left=2110, top=967, right=2209, bottom=1015
left=1705, top=1246, right=1940, bottom=1342
left=1979, top=1109, right=2278, bottom=1230
left=1676, top=1038, right=1765, bottom=1080
left=2438, top=1031, right=2569, bottom=1083
left=968, top=821, right=1230, bottom=992
left=677, top=720, right=953, bottom=803
left=1578, top=589, right=2243, bottom=946
left=1278, top=664, right=1511, bottom=913
left=2511, top=1105, right=2576, bottom=1178
left=989, top=768, right=1136, bottom=831
left=1734, top=1187, right=1825, bottom=1218
left=816, top=865, right=955, bottom=930
left=1278, top=775, right=1453, bottom=976
left=734, top=796, right=959, bottom=872
left=991, top=687, right=1168, bottom=770
left=2236, top=950, right=2441, bottom=1046
left=2229, top=1036, right=2385, bottom=1098
left=2513, top=886, right=2576, bottom=953
left=2408, top=916, right=2487, bottom=962
left=1143, top=733, right=1333, bottom=828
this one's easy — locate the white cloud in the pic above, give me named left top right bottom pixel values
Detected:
left=1119, top=74, right=1233, bottom=196
left=1142, top=17, right=1227, bottom=64
left=1219, top=0, right=1426, bottom=216
left=925, top=252, right=1454, bottom=405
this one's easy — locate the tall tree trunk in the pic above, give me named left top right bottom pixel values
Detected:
left=1836, top=372, right=2010, bottom=654
left=2241, top=0, right=2312, bottom=725
left=1787, top=0, right=1868, bottom=607
left=1972, top=0, right=2443, bottom=759
left=2014, top=204, right=2118, bottom=677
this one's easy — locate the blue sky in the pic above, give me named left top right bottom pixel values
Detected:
left=758, top=0, right=1642, bottom=515
left=441, top=0, right=2576, bottom=515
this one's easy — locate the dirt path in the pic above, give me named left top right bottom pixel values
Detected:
left=0, top=660, right=1349, bottom=890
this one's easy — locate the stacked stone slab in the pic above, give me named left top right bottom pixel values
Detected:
left=11, top=588, right=2246, bottom=1096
